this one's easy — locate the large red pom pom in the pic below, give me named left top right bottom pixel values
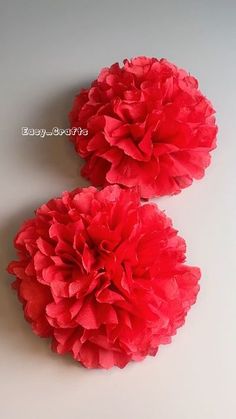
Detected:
left=70, top=56, right=217, bottom=198
left=8, top=185, right=200, bottom=369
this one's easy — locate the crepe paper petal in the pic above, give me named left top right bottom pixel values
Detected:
left=69, top=56, right=217, bottom=198
left=7, top=185, right=200, bottom=369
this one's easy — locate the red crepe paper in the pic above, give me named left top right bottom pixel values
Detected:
left=70, top=56, right=217, bottom=198
left=8, top=185, right=200, bottom=369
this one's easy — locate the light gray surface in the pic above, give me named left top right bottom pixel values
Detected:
left=1, top=1, right=236, bottom=418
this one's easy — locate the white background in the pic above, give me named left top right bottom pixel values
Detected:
left=0, top=1, right=236, bottom=418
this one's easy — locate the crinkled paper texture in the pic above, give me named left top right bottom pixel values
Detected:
left=70, top=56, right=217, bottom=198
left=8, top=185, right=200, bottom=369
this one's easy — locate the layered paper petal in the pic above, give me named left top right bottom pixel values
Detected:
left=69, top=56, right=217, bottom=198
left=7, top=185, right=200, bottom=368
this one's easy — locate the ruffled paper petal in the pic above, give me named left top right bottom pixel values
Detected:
left=7, top=185, right=201, bottom=369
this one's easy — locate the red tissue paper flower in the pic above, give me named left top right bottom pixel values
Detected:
left=7, top=185, right=200, bottom=369
left=69, top=56, right=217, bottom=198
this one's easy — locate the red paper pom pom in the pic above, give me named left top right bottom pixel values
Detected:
left=8, top=185, right=200, bottom=369
left=70, top=56, right=217, bottom=198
